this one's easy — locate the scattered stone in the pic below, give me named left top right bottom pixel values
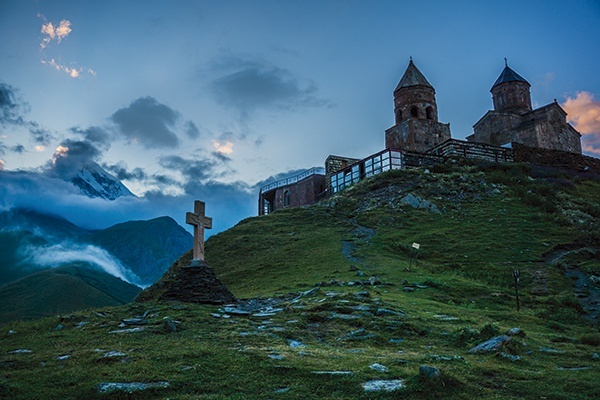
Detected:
left=108, top=327, right=146, bottom=334
left=328, top=312, right=362, bottom=320
left=468, top=335, right=511, bottom=354
left=75, top=321, right=88, bottom=329
left=589, top=275, right=600, bottom=285
left=163, top=318, right=178, bottom=332
left=419, top=365, right=443, bottom=380
left=593, top=353, right=599, bottom=360
left=363, top=379, right=405, bottom=392
left=507, top=327, right=525, bottom=337
left=122, top=318, right=146, bottom=326
left=556, top=366, right=591, bottom=371
left=354, top=291, right=370, bottom=299
left=312, top=371, right=354, bottom=375
left=274, top=387, right=290, bottom=393
left=540, top=347, right=566, bottom=354
left=269, top=354, right=284, bottom=360
left=54, top=324, right=63, bottom=331
left=57, top=355, right=70, bottom=361
left=8, top=349, right=33, bottom=354
left=369, top=363, right=389, bottom=373
left=210, top=313, right=222, bottom=318
left=403, top=287, right=415, bottom=292
left=343, top=328, right=376, bottom=341
left=390, top=338, right=404, bottom=344
left=252, top=312, right=277, bottom=318
left=8, top=330, right=16, bottom=334
left=498, top=352, right=521, bottom=362
left=377, top=308, right=405, bottom=316
left=401, top=193, right=440, bottom=213
left=97, top=382, right=170, bottom=394
left=288, top=339, right=306, bottom=348
left=434, top=314, right=459, bottom=321
left=102, top=351, right=127, bottom=358
left=221, top=307, right=251, bottom=316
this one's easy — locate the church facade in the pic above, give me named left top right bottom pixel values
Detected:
left=467, top=61, right=582, bottom=154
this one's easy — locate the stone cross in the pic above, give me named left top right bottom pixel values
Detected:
left=186, top=200, right=212, bottom=265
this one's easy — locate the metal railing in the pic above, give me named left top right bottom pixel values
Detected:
left=259, top=167, right=325, bottom=194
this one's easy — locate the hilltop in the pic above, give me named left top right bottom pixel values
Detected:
left=1, top=162, right=599, bottom=399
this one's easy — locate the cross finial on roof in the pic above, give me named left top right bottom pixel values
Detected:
left=410, top=56, right=413, bottom=63
left=504, top=57, right=508, bottom=67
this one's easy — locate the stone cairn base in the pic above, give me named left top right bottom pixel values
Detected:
left=159, top=263, right=236, bottom=305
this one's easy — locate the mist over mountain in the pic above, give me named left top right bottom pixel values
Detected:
left=0, top=208, right=192, bottom=289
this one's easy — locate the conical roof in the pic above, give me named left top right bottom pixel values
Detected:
left=395, top=60, right=433, bottom=91
left=492, top=65, right=529, bottom=89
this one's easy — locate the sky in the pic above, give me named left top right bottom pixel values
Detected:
left=1, top=0, right=599, bottom=236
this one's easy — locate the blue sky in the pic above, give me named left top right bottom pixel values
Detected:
left=1, top=0, right=599, bottom=235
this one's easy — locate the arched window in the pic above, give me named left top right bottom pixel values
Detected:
left=396, top=109, right=403, bottom=123
left=426, top=106, right=433, bottom=120
left=411, top=106, right=419, bottom=118
left=283, top=190, right=290, bottom=206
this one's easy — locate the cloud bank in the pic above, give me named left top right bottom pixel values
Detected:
left=562, top=91, right=600, bottom=155
left=111, top=97, right=181, bottom=148
left=208, top=55, right=331, bottom=119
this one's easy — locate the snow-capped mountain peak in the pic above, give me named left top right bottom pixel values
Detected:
left=71, top=162, right=135, bottom=200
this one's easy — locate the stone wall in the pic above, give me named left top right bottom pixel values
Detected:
left=258, top=174, right=327, bottom=215
left=514, top=104, right=582, bottom=153
left=470, top=111, right=523, bottom=146
left=513, top=143, right=600, bottom=173
left=385, top=119, right=451, bottom=153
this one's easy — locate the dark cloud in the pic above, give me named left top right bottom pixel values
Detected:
left=160, top=155, right=216, bottom=182
left=11, top=144, right=25, bottom=154
left=49, top=138, right=102, bottom=178
left=0, top=83, right=28, bottom=126
left=111, top=96, right=180, bottom=149
left=0, top=83, right=55, bottom=147
left=211, top=151, right=232, bottom=163
left=208, top=56, right=332, bottom=118
left=70, top=126, right=111, bottom=149
left=103, top=162, right=147, bottom=181
left=185, top=120, right=200, bottom=139
left=28, top=122, right=55, bottom=145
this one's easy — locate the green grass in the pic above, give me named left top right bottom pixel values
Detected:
left=2, top=163, right=599, bottom=399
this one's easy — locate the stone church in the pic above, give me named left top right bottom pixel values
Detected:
left=385, top=59, right=582, bottom=155
left=466, top=61, right=582, bottom=153
left=258, top=59, right=586, bottom=215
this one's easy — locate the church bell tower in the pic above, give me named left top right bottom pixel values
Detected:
left=385, top=59, right=450, bottom=152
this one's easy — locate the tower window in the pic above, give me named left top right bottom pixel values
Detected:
left=283, top=190, right=290, bottom=206
left=426, top=106, right=433, bottom=120
left=411, top=106, right=419, bottom=118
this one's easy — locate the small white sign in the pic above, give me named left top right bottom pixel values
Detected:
left=412, top=242, right=420, bottom=250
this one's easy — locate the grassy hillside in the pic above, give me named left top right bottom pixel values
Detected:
left=0, top=265, right=141, bottom=324
left=1, top=162, right=599, bottom=399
